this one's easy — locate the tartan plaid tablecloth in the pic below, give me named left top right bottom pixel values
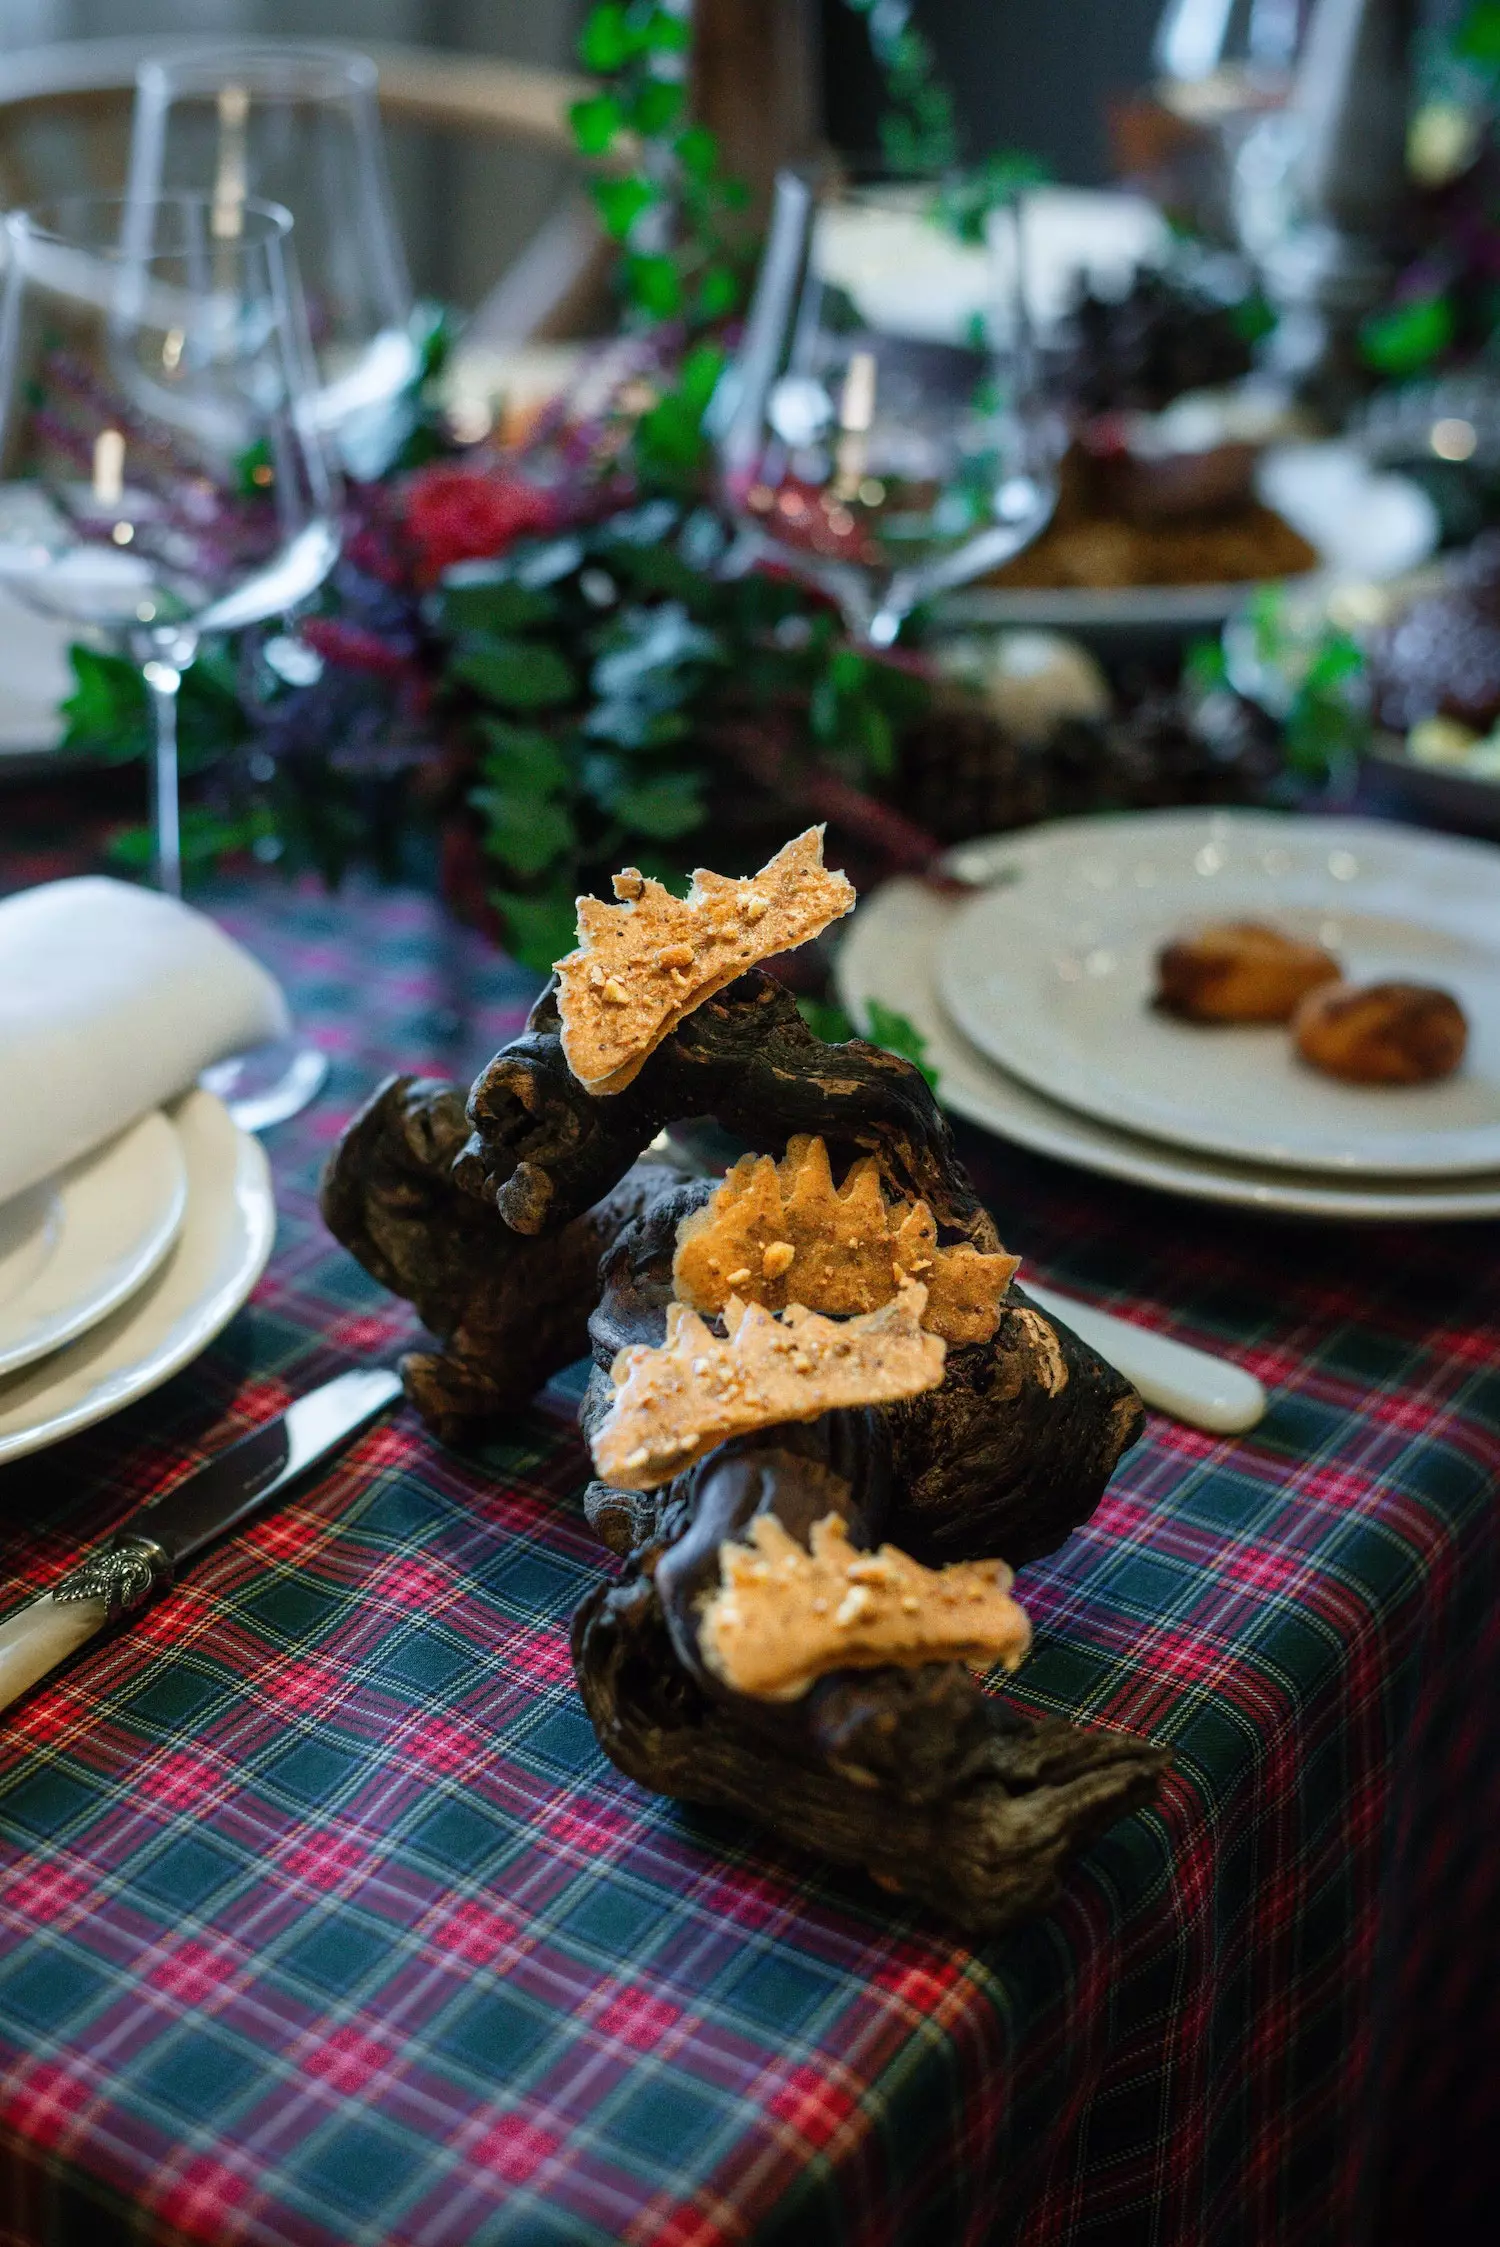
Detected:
left=0, top=871, right=1496, bottom=2247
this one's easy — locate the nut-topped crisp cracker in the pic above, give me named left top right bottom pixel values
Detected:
left=554, top=827, right=855, bottom=1094
left=673, top=1133, right=1020, bottom=1345
left=698, top=1511, right=1032, bottom=1701
left=591, top=1281, right=945, bottom=1491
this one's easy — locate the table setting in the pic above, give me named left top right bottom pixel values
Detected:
left=0, top=4, right=1498, bottom=2245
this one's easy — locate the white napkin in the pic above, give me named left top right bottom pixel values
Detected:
left=0, top=876, right=290, bottom=1204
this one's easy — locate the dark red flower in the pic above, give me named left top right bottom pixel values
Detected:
left=402, top=466, right=559, bottom=584
left=300, top=618, right=412, bottom=680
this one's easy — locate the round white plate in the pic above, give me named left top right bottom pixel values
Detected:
left=935, top=443, right=1438, bottom=634
left=0, top=1112, right=187, bottom=1379
left=0, top=1089, right=274, bottom=1466
left=838, top=873, right=1500, bottom=1223
left=937, top=811, right=1500, bottom=1179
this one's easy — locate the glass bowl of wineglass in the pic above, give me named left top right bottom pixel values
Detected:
left=713, top=171, right=1061, bottom=648
left=0, top=192, right=340, bottom=1124
left=129, top=44, right=414, bottom=480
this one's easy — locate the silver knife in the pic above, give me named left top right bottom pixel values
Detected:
left=0, top=1368, right=402, bottom=1715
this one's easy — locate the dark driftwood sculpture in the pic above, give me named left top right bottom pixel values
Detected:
left=323, top=971, right=1167, bottom=1933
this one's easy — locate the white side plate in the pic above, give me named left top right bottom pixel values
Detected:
left=0, top=1112, right=187, bottom=1379
left=0, top=1089, right=274, bottom=1465
left=837, top=873, right=1500, bottom=1222
left=937, top=811, right=1500, bottom=1178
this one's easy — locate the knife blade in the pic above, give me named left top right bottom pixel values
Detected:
left=0, top=1367, right=402, bottom=1715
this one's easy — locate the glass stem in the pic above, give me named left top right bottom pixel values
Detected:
left=142, top=653, right=185, bottom=899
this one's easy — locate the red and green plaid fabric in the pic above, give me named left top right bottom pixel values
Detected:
left=0, top=871, right=1495, bottom=2247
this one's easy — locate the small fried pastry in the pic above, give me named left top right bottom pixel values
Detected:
left=1155, top=920, right=1341, bottom=1025
left=1293, top=981, right=1468, bottom=1086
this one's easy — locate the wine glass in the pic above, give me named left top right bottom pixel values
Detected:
left=0, top=193, right=339, bottom=1125
left=129, top=45, right=415, bottom=480
left=713, top=171, right=1060, bottom=649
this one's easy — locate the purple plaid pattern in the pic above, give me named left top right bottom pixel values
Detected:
left=0, top=868, right=1495, bottom=2247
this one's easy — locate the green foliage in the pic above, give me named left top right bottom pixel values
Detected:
left=798, top=993, right=941, bottom=1093
left=61, top=641, right=247, bottom=772
left=1360, top=294, right=1457, bottom=375
left=437, top=503, right=939, bottom=975
left=1455, top=1, right=1500, bottom=69
left=1244, top=587, right=1370, bottom=783
left=571, top=0, right=751, bottom=344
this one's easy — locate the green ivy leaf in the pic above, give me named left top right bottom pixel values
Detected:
left=439, top=577, right=559, bottom=635
left=454, top=636, right=578, bottom=710
left=471, top=787, right=576, bottom=876
left=570, top=92, right=623, bottom=157
left=624, top=251, right=683, bottom=320
left=674, top=123, right=721, bottom=181
left=1455, top=2, right=1500, bottom=67
left=491, top=883, right=581, bottom=974
left=60, top=644, right=149, bottom=761
left=578, top=1, right=635, bottom=71
left=643, top=5, right=690, bottom=52
left=1360, top=295, right=1455, bottom=375
left=609, top=769, right=705, bottom=839
left=478, top=717, right=570, bottom=794
left=592, top=174, right=661, bottom=241
left=628, top=77, right=685, bottom=136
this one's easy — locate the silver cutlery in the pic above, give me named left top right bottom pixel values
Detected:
left=0, top=1367, right=401, bottom=1714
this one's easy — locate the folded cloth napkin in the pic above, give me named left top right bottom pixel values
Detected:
left=0, top=877, right=290, bottom=1204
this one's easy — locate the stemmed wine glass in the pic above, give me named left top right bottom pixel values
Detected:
left=128, top=45, right=415, bottom=480
left=0, top=193, right=340, bottom=1123
left=713, top=171, right=1060, bottom=648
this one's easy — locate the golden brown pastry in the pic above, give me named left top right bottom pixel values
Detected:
left=1292, top=981, right=1469, bottom=1086
left=1155, top=921, right=1342, bottom=1025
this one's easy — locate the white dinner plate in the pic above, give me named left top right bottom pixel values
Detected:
left=937, top=811, right=1500, bottom=1179
left=837, top=873, right=1500, bottom=1223
left=0, top=1089, right=274, bottom=1466
left=0, top=1111, right=187, bottom=1379
left=936, top=443, right=1439, bottom=634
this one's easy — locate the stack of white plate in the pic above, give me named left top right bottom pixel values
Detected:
left=0, top=1091, right=275, bottom=1466
left=837, top=809, right=1500, bottom=1223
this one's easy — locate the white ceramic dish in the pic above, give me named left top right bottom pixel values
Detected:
left=0, top=1089, right=274, bottom=1466
left=837, top=873, right=1500, bottom=1223
left=936, top=443, right=1438, bottom=634
left=937, top=811, right=1500, bottom=1179
left=0, top=1111, right=187, bottom=1379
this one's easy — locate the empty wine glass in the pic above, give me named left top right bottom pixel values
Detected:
left=0, top=193, right=340, bottom=1124
left=129, top=45, right=415, bottom=479
left=713, top=171, right=1060, bottom=648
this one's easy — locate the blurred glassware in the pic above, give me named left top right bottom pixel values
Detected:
left=712, top=171, right=1060, bottom=649
left=0, top=194, right=338, bottom=1128
left=1155, top=0, right=1308, bottom=98
left=129, top=45, right=415, bottom=480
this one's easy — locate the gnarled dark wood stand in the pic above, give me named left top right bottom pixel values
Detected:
left=322, top=971, right=1167, bottom=1932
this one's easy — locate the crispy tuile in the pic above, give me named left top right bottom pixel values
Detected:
left=673, top=1134, right=1019, bottom=1344
left=698, top=1511, right=1032, bottom=1701
left=592, top=1282, right=945, bottom=1491
left=554, top=827, right=855, bottom=1094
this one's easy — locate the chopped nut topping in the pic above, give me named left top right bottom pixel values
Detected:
left=698, top=1512, right=1032, bottom=1701
left=602, top=978, right=629, bottom=1005
left=554, top=829, right=855, bottom=1094
left=673, top=1134, right=1019, bottom=1345
left=591, top=1285, right=945, bottom=1490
